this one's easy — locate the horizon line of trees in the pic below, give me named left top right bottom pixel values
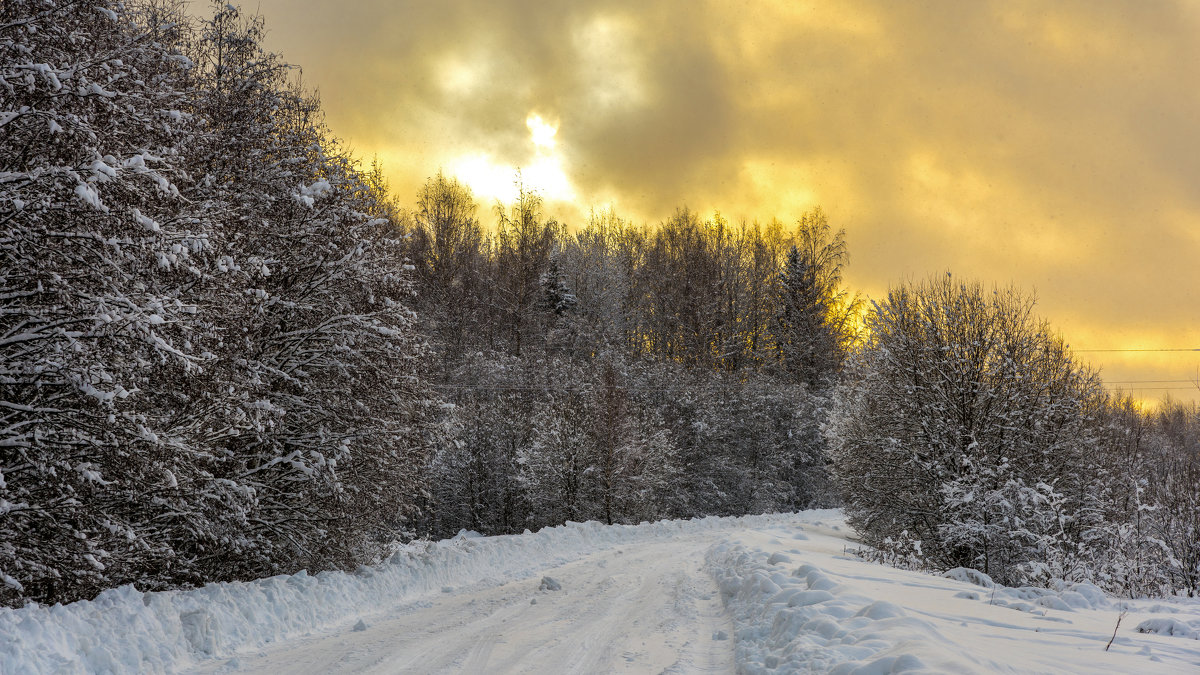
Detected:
left=396, top=174, right=855, bottom=537
left=393, top=166, right=1198, bottom=597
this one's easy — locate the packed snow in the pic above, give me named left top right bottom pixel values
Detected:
left=2, top=511, right=1198, bottom=674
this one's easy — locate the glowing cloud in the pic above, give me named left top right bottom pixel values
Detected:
left=527, top=114, right=558, bottom=149
left=437, top=55, right=486, bottom=97
left=573, top=14, right=646, bottom=111
left=251, top=0, right=1200, bottom=406
left=524, top=154, right=575, bottom=202
left=450, top=153, right=519, bottom=203
left=451, top=112, right=575, bottom=203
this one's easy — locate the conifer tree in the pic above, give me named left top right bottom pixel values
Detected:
left=773, top=209, right=856, bottom=388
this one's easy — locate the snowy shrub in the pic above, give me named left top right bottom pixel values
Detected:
left=0, top=0, right=234, bottom=606
left=827, top=275, right=1106, bottom=588
left=0, top=0, right=433, bottom=607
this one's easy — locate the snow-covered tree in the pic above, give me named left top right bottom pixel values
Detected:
left=828, top=275, right=1105, bottom=586
left=587, top=363, right=681, bottom=524
left=1141, top=401, right=1200, bottom=596
left=406, top=171, right=487, bottom=368
left=179, top=2, right=433, bottom=576
left=424, top=351, right=536, bottom=535
left=522, top=381, right=595, bottom=524
left=1, top=1, right=434, bottom=606
left=539, top=258, right=577, bottom=317
left=495, top=185, right=558, bottom=356
left=0, top=0, right=244, bottom=605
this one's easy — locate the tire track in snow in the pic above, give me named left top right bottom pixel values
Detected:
left=189, top=535, right=736, bottom=674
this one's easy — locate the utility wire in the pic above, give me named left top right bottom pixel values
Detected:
left=428, top=382, right=1199, bottom=392
left=1076, top=348, right=1200, bottom=353
left=1104, top=386, right=1198, bottom=391
left=1106, top=379, right=1198, bottom=384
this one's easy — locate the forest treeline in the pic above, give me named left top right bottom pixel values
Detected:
left=399, top=176, right=1200, bottom=599
left=2, top=0, right=1197, bottom=609
left=399, top=176, right=854, bottom=537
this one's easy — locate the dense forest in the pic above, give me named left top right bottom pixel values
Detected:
left=402, top=182, right=852, bottom=537
left=2, top=0, right=1197, bottom=609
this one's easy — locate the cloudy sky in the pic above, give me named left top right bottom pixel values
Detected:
left=250, top=0, right=1200, bottom=405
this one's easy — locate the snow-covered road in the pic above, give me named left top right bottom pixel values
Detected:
left=5, top=510, right=1200, bottom=674
left=185, top=513, right=1200, bottom=675
left=190, top=536, right=734, bottom=674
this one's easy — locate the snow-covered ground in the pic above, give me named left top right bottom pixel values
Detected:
left=710, top=516, right=1200, bottom=673
left=3, top=511, right=1199, bottom=674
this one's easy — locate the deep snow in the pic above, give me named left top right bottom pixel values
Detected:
left=2, top=510, right=1198, bottom=674
left=709, top=514, right=1200, bottom=673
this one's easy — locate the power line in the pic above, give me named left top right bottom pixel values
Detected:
left=1106, top=379, right=1197, bottom=384
left=1104, top=386, right=1198, bottom=391
left=429, top=381, right=1199, bottom=393
left=1076, top=348, right=1200, bottom=353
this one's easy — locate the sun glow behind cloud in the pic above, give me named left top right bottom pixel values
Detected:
left=527, top=113, right=557, bottom=149
left=449, top=113, right=576, bottom=204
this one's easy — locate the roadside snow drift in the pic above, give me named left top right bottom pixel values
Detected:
left=708, top=513, right=1200, bottom=674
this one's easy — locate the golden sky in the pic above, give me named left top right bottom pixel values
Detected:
left=250, top=0, right=1200, bottom=406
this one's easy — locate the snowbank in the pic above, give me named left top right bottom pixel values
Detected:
left=0, top=513, right=794, bottom=675
left=708, top=540, right=973, bottom=673
left=1136, top=618, right=1198, bottom=640
left=707, top=513, right=1200, bottom=674
left=8, top=510, right=1200, bottom=674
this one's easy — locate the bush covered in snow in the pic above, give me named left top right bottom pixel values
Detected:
left=828, top=275, right=1200, bottom=597
left=0, top=0, right=433, bottom=608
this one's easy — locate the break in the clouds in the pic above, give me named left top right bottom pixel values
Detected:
left=252, top=0, right=1200, bottom=403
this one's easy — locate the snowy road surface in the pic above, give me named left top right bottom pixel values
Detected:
left=5, top=510, right=1200, bottom=674
left=190, top=536, right=734, bottom=674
